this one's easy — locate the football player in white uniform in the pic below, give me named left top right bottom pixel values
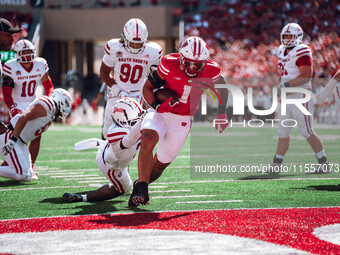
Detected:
left=2, top=39, right=55, bottom=179
left=0, top=88, right=72, bottom=182
left=270, top=23, right=329, bottom=173
left=99, top=18, right=163, bottom=139
left=62, top=98, right=144, bottom=203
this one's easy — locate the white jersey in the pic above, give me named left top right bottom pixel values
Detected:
left=102, top=39, right=163, bottom=93
left=2, top=57, right=49, bottom=103
left=10, top=96, right=55, bottom=144
left=277, top=43, right=312, bottom=90
left=102, top=124, right=140, bottom=171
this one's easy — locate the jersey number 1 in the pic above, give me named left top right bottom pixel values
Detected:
left=21, top=80, right=37, bottom=97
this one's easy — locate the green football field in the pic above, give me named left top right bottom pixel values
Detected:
left=0, top=124, right=339, bottom=220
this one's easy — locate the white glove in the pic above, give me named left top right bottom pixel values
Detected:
left=315, top=88, right=331, bottom=103
left=2, top=137, right=17, bottom=156
left=111, top=86, right=129, bottom=99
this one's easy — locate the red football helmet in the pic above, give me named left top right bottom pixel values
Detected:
left=179, top=36, right=210, bottom=77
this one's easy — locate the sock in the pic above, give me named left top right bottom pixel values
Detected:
left=81, top=194, right=87, bottom=202
left=139, top=181, right=149, bottom=193
left=316, top=150, right=327, bottom=164
left=273, top=154, right=284, bottom=164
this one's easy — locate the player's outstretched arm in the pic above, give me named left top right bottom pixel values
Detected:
left=41, top=72, right=54, bottom=96
left=316, top=69, right=340, bottom=103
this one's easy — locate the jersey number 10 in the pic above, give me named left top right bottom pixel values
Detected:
left=21, top=80, right=37, bottom=97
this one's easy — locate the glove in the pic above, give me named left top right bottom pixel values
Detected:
left=156, top=97, right=179, bottom=113
left=111, top=86, right=128, bottom=99
left=315, top=89, right=331, bottom=103
left=2, top=76, right=14, bottom=87
left=2, top=136, right=17, bottom=156
left=214, top=113, right=229, bottom=134
left=10, top=107, right=22, bottom=117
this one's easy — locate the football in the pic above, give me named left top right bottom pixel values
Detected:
left=154, top=88, right=179, bottom=105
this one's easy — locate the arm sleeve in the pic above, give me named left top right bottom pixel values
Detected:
left=296, top=55, right=312, bottom=67
left=2, top=86, right=15, bottom=109
left=121, top=118, right=142, bottom=148
left=42, top=79, right=54, bottom=96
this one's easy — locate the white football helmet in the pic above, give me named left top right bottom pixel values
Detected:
left=50, top=88, right=72, bottom=118
left=122, top=18, right=148, bottom=54
left=179, top=36, right=210, bottom=77
left=14, top=39, right=36, bottom=63
left=111, top=97, right=143, bottom=129
left=280, top=23, right=303, bottom=48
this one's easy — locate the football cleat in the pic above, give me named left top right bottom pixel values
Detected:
left=62, top=193, right=83, bottom=203
left=128, top=179, right=140, bottom=207
left=131, top=189, right=150, bottom=206
left=312, top=161, right=332, bottom=174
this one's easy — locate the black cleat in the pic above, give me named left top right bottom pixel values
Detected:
left=62, top=193, right=83, bottom=203
left=128, top=180, right=140, bottom=207
left=131, top=190, right=150, bottom=206
left=131, top=181, right=150, bottom=206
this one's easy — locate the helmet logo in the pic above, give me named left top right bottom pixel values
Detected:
left=192, top=37, right=202, bottom=57
left=113, top=107, right=124, bottom=113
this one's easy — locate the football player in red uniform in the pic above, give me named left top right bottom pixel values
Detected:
left=129, top=36, right=229, bottom=206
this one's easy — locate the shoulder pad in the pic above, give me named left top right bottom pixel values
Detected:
left=105, top=39, right=122, bottom=55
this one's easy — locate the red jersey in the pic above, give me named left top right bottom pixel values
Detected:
left=157, top=53, right=222, bottom=116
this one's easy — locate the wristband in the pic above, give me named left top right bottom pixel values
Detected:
left=151, top=100, right=160, bottom=110
left=284, top=82, right=290, bottom=87
left=10, top=136, right=18, bottom=142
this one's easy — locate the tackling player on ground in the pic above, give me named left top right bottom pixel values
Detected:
left=2, top=39, right=54, bottom=179
left=0, top=88, right=72, bottom=182
left=270, top=23, right=329, bottom=173
left=62, top=98, right=144, bottom=203
left=99, top=18, right=163, bottom=139
left=129, top=36, right=229, bottom=206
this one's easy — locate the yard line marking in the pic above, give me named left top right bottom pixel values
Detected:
left=149, top=186, right=168, bottom=189
left=36, top=159, right=93, bottom=163
left=149, top=190, right=191, bottom=193
left=37, top=172, right=85, bottom=176
left=156, top=177, right=340, bottom=184
left=176, top=200, right=243, bottom=204
left=51, top=174, right=100, bottom=178
left=64, top=177, right=106, bottom=181
left=0, top=186, right=89, bottom=192
left=79, top=180, right=110, bottom=183
left=153, top=195, right=215, bottom=199
left=35, top=169, right=98, bottom=172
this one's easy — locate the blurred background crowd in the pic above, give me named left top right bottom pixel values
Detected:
left=1, top=0, right=339, bottom=124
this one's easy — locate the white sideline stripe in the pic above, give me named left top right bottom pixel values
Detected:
left=153, top=195, right=215, bottom=199
left=149, top=190, right=191, bottom=193
left=51, top=175, right=100, bottom=178
left=156, top=177, right=340, bottom=185
left=0, top=186, right=89, bottom=192
left=176, top=200, right=243, bottom=204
